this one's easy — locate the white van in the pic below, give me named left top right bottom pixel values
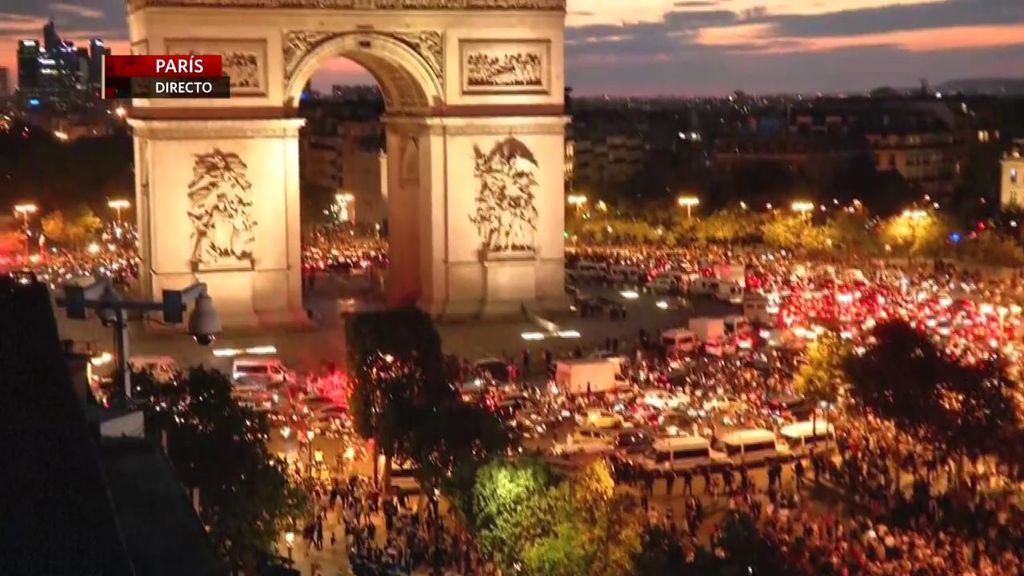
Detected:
left=724, top=315, right=752, bottom=335
left=571, top=260, right=607, bottom=281
left=716, top=281, right=744, bottom=305
left=779, top=420, right=834, bottom=457
left=231, top=357, right=292, bottom=388
left=609, top=265, right=643, bottom=284
left=553, top=427, right=615, bottom=456
left=689, top=278, right=719, bottom=297
left=716, top=428, right=789, bottom=465
left=636, top=436, right=725, bottom=473
left=649, top=273, right=680, bottom=293
left=661, top=328, right=700, bottom=353
left=128, top=355, right=178, bottom=385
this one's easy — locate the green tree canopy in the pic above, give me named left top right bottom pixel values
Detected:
left=472, top=459, right=642, bottom=576
left=145, top=367, right=308, bottom=573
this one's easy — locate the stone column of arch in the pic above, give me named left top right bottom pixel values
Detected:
left=126, top=0, right=568, bottom=326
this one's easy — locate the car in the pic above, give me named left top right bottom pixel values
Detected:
left=581, top=408, right=625, bottom=429
left=642, top=389, right=687, bottom=410
left=552, top=428, right=615, bottom=456
left=610, top=428, right=653, bottom=454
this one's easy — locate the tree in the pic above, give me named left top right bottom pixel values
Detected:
left=825, top=211, right=879, bottom=258
left=692, top=208, right=763, bottom=244
left=793, top=332, right=850, bottom=405
left=761, top=214, right=829, bottom=252
left=879, top=210, right=953, bottom=262
left=471, top=459, right=642, bottom=576
left=843, top=321, right=1021, bottom=468
left=40, top=205, right=102, bottom=249
left=145, top=367, right=308, bottom=573
left=346, top=306, right=449, bottom=489
left=346, top=306, right=510, bottom=499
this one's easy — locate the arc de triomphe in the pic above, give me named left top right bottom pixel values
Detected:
left=126, top=0, right=568, bottom=327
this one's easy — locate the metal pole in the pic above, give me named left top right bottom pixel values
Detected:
left=114, top=309, right=131, bottom=400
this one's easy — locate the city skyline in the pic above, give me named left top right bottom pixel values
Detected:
left=1, top=0, right=1023, bottom=95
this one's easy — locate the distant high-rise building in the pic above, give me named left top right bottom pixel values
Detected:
left=0, top=67, right=10, bottom=97
left=43, top=19, right=60, bottom=52
left=16, top=20, right=104, bottom=109
left=89, top=39, right=109, bottom=88
left=17, top=40, right=40, bottom=89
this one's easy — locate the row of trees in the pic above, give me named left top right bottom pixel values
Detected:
left=571, top=206, right=1024, bottom=267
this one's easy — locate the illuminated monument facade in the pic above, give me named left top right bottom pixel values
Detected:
left=126, top=0, right=568, bottom=327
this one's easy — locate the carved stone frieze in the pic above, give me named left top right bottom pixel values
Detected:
left=469, top=137, right=539, bottom=254
left=460, top=40, right=550, bottom=94
left=390, top=31, right=443, bottom=83
left=187, top=149, right=257, bottom=271
left=282, top=31, right=337, bottom=82
left=128, top=0, right=564, bottom=12
left=167, top=39, right=268, bottom=95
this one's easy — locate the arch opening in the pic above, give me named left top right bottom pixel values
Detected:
left=284, top=32, right=443, bottom=114
left=294, top=48, right=431, bottom=308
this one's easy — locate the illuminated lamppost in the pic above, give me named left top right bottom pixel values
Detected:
left=901, top=208, right=929, bottom=265
left=107, top=198, right=131, bottom=224
left=335, top=192, right=355, bottom=225
left=677, top=195, right=700, bottom=220
left=284, top=531, right=295, bottom=560
left=791, top=200, right=815, bottom=218
left=13, top=203, right=38, bottom=258
left=567, top=194, right=588, bottom=216
left=305, top=429, right=316, bottom=470
left=13, top=203, right=37, bottom=230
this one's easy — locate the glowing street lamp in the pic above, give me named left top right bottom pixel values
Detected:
left=335, top=192, right=356, bottom=224
left=107, top=198, right=131, bottom=223
left=13, top=203, right=38, bottom=258
left=284, top=531, right=295, bottom=559
left=567, top=194, right=588, bottom=215
left=676, top=195, right=700, bottom=219
left=13, top=203, right=38, bottom=229
left=900, top=208, right=930, bottom=265
left=791, top=200, right=815, bottom=216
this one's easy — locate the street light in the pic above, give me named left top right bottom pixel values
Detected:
left=107, top=198, right=131, bottom=223
left=791, top=200, right=815, bottom=216
left=56, top=279, right=222, bottom=400
left=13, top=203, right=38, bottom=259
left=335, top=192, right=356, bottom=225
left=284, top=531, right=295, bottom=560
left=677, top=195, right=700, bottom=220
left=900, top=208, right=930, bottom=266
left=567, top=194, right=588, bottom=215
left=305, top=429, right=316, bottom=470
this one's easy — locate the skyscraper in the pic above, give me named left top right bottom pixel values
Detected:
left=0, top=67, right=9, bottom=97
left=89, top=39, right=110, bottom=90
left=43, top=19, right=60, bottom=53
left=17, top=40, right=40, bottom=89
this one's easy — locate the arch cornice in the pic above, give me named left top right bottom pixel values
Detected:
left=127, top=0, right=565, bottom=12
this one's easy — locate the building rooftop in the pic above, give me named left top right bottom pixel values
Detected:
left=0, top=277, right=224, bottom=576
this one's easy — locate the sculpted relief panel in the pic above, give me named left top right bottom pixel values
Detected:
left=461, top=40, right=549, bottom=94
left=469, top=137, right=539, bottom=254
left=165, top=39, right=268, bottom=95
left=187, top=149, right=258, bottom=271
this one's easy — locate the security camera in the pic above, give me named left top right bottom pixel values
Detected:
left=187, top=293, right=222, bottom=347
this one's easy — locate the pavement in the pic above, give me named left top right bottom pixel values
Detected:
left=53, top=273, right=738, bottom=374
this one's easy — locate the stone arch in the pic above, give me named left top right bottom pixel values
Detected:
left=283, top=32, right=443, bottom=113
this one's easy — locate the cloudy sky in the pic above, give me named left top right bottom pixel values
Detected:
left=2, top=0, right=1023, bottom=95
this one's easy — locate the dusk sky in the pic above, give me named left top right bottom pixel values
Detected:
left=2, top=0, right=1023, bottom=95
